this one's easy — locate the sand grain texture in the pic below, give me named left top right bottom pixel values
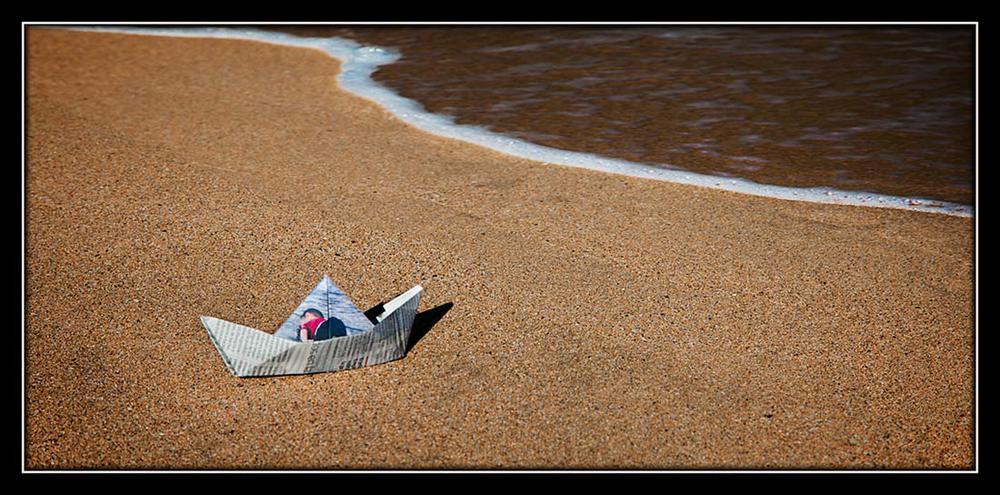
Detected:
left=26, top=29, right=974, bottom=469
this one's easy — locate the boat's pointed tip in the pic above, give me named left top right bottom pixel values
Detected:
left=399, top=284, right=424, bottom=299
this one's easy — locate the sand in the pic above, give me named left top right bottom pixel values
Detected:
left=25, top=28, right=975, bottom=469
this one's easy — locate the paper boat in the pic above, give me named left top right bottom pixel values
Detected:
left=200, top=276, right=422, bottom=377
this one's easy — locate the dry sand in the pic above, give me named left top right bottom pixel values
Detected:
left=25, top=28, right=974, bottom=469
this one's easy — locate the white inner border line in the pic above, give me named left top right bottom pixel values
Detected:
left=22, top=21, right=978, bottom=474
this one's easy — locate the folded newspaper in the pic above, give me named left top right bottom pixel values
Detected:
left=201, top=276, right=422, bottom=377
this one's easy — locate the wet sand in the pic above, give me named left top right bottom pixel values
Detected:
left=25, top=28, right=974, bottom=469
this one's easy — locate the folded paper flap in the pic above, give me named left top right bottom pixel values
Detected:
left=201, top=315, right=304, bottom=376
left=203, top=316, right=304, bottom=346
left=274, top=276, right=375, bottom=340
left=374, top=285, right=423, bottom=323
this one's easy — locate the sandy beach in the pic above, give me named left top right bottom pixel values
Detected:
left=25, top=28, right=974, bottom=469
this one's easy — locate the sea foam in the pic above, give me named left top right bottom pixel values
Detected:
left=67, top=26, right=973, bottom=217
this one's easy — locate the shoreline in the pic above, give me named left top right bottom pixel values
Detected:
left=68, top=26, right=974, bottom=217
left=26, top=29, right=974, bottom=468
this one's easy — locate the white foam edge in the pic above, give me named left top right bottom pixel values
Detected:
left=64, top=26, right=973, bottom=218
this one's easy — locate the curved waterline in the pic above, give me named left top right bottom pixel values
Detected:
left=67, top=26, right=973, bottom=217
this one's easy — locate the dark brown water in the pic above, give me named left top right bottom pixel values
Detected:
left=274, top=26, right=974, bottom=205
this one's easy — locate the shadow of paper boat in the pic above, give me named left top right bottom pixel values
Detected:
left=201, top=276, right=423, bottom=377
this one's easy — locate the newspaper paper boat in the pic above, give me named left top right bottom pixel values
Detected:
left=201, top=276, right=422, bottom=377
